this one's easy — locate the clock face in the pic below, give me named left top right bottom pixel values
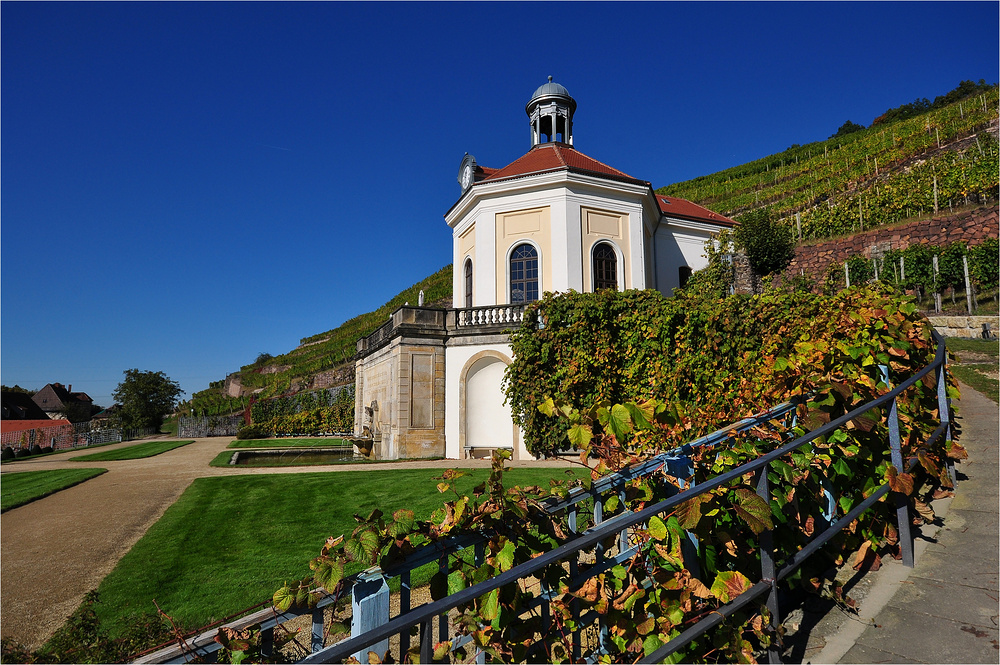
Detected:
left=458, top=154, right=477, bottom=192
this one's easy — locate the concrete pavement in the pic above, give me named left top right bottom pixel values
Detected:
left=800, top=382, right=999, bottom=664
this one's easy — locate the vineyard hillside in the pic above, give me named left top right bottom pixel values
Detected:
left=659, top=83, right=998, bottom=239
left=188, top=82, right=998, bottom=416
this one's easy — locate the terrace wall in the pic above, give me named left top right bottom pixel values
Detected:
left=786, top=205, right=998, bottom=282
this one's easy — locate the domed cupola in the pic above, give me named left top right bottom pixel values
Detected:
left=526, top=76, right=576, bottom=147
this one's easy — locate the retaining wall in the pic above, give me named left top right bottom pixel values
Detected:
left=787, top=206, right=998, bottom=282
left=926, top=315, right=1000, bottom=339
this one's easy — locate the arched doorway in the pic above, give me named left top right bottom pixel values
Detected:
left=461, top=352, right=517, bottom=458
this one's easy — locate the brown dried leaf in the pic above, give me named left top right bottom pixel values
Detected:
left=687, top=576, right=713, bottom=599
left=852, top=540, right=882, bottom=571
left=573, top=576, right=601, bottom=603
left=946, top=442, right=968, bottom=460
left=913, top=499, right=936, bottom=523
left=852, top=540, right=871, bottom=570
left=885, top=466, right=914, bottom=496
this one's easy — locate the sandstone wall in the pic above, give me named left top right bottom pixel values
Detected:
left=927, top=315, right=1000, bottom=339
left=787, top=206, right=998, bottom=282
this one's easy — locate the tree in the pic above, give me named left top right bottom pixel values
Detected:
left=112, top=369, right=182, bottom=431
left=62, top=401, right=98, bottom=424
left=1, top=384, right=36, bottom=395
left=733, top=207, right=796, bottom=277
left=830, top=120, right=866, bottom=139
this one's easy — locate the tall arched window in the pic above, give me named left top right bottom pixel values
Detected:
left=464, top=259, right=473, bottom=308
left=593, top=242, right=618, bottom=291
left=509, top=243, right=539, bottom=304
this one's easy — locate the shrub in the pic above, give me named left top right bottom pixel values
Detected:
left=733, top=206, right=796, bottom=277
left=970, top=237, right=999, bottom=289
left=846, top=255, right=875, bottom=285
left=1, top=447, right=14, bottom=461
left=40, top=446, right=53, bottom=454
left=29, top=445, right=43, bottom=456
left=506, top=285, right=939, bottom=457
left=236, top=424, right=271, bottom=440
left=15, top=449, right=32, bottom=459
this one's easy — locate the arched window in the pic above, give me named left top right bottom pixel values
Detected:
left=679, top=266, right=692, bottom=289
left=464, top=259, right=473, bottom=308
left=509, top=243, right=539, bottom=304
left=593, top=242, right=618, bottom=291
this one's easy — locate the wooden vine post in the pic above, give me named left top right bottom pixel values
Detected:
left=932, top=255, right=942, bottom=313
left=963, top=255, right=974, bottom=314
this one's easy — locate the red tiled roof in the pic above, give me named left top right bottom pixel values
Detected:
left=479, top=143, right=647, bottom=187
left=656, top=195, right=737, bottom=227
left=1, top=419, right=71, bottom=433
left=464, top=143, right=736, bottom=229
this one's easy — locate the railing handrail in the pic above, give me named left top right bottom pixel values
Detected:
left=303, top=331, right=949, bottom=663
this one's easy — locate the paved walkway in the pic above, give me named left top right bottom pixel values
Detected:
left=0, top=437, right=571, bottom=650
left=835, top=382, right=999, bottom=663
left=793, top=382, right=999, bottom=664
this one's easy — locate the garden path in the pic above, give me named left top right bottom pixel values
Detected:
left=0, top=437, right=571, bottom=650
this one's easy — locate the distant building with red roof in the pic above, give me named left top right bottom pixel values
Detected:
left=0, top=419, right=72, bottom=434
left=0, top=418, right=75, bottom=450
left=31, top=383, right=95, bottom=421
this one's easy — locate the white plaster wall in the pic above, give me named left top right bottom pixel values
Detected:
left=466, top=357, right=512, bottom=450
left=654, top=224, right=714, bottom=296
left=567, top=188, right=647, bottom=292
left=448, top=174, right=653, bottom=307
left=444, top=342, right=530, bottom=460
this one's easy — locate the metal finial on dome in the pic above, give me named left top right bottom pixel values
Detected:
left=548, top=75, right=553, bottom=82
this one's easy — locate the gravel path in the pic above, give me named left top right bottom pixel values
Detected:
left=0, top=437, right=573, bottom=650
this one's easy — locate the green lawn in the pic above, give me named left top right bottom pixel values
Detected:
left=227, top=438, right=352, bottom=449
left=71, top=440, right=195, bottom=462
left=1, top=468, right=107, bottom=512
left=946, top=337, right=999, bottom=356
left=946, top=337, right=999, bottom=403
left=93, top=467, right=586, bottom=636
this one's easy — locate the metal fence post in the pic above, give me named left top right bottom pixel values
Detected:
left=881, top=366, right=914, bottom=567
left=351, top=567, right=390, bottom=661
left=756, top=467, right=781, bottom=663
left=420, top=618, right=433, bottom=664
left=312, top=607, right=324, bottom=653
left=261, top=626, right=274, bottom=658
left=936, top=351, right=956, bottom=486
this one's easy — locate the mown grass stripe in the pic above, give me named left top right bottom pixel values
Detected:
left=1, top=468, right=108, bottom=512
left=71, top=440, right=195, bottom=462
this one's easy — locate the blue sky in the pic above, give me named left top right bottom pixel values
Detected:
left=2, top=2, right=997, bottom=407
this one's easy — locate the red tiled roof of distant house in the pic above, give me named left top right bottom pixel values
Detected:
left=0, top=419, right=71, bottom=434
left=479, top=143, right=648, bottom=187
left=656, top=195, right=737, bottom=227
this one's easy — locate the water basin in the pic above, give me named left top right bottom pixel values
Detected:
left=229, top=448, right=360, bottom=466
